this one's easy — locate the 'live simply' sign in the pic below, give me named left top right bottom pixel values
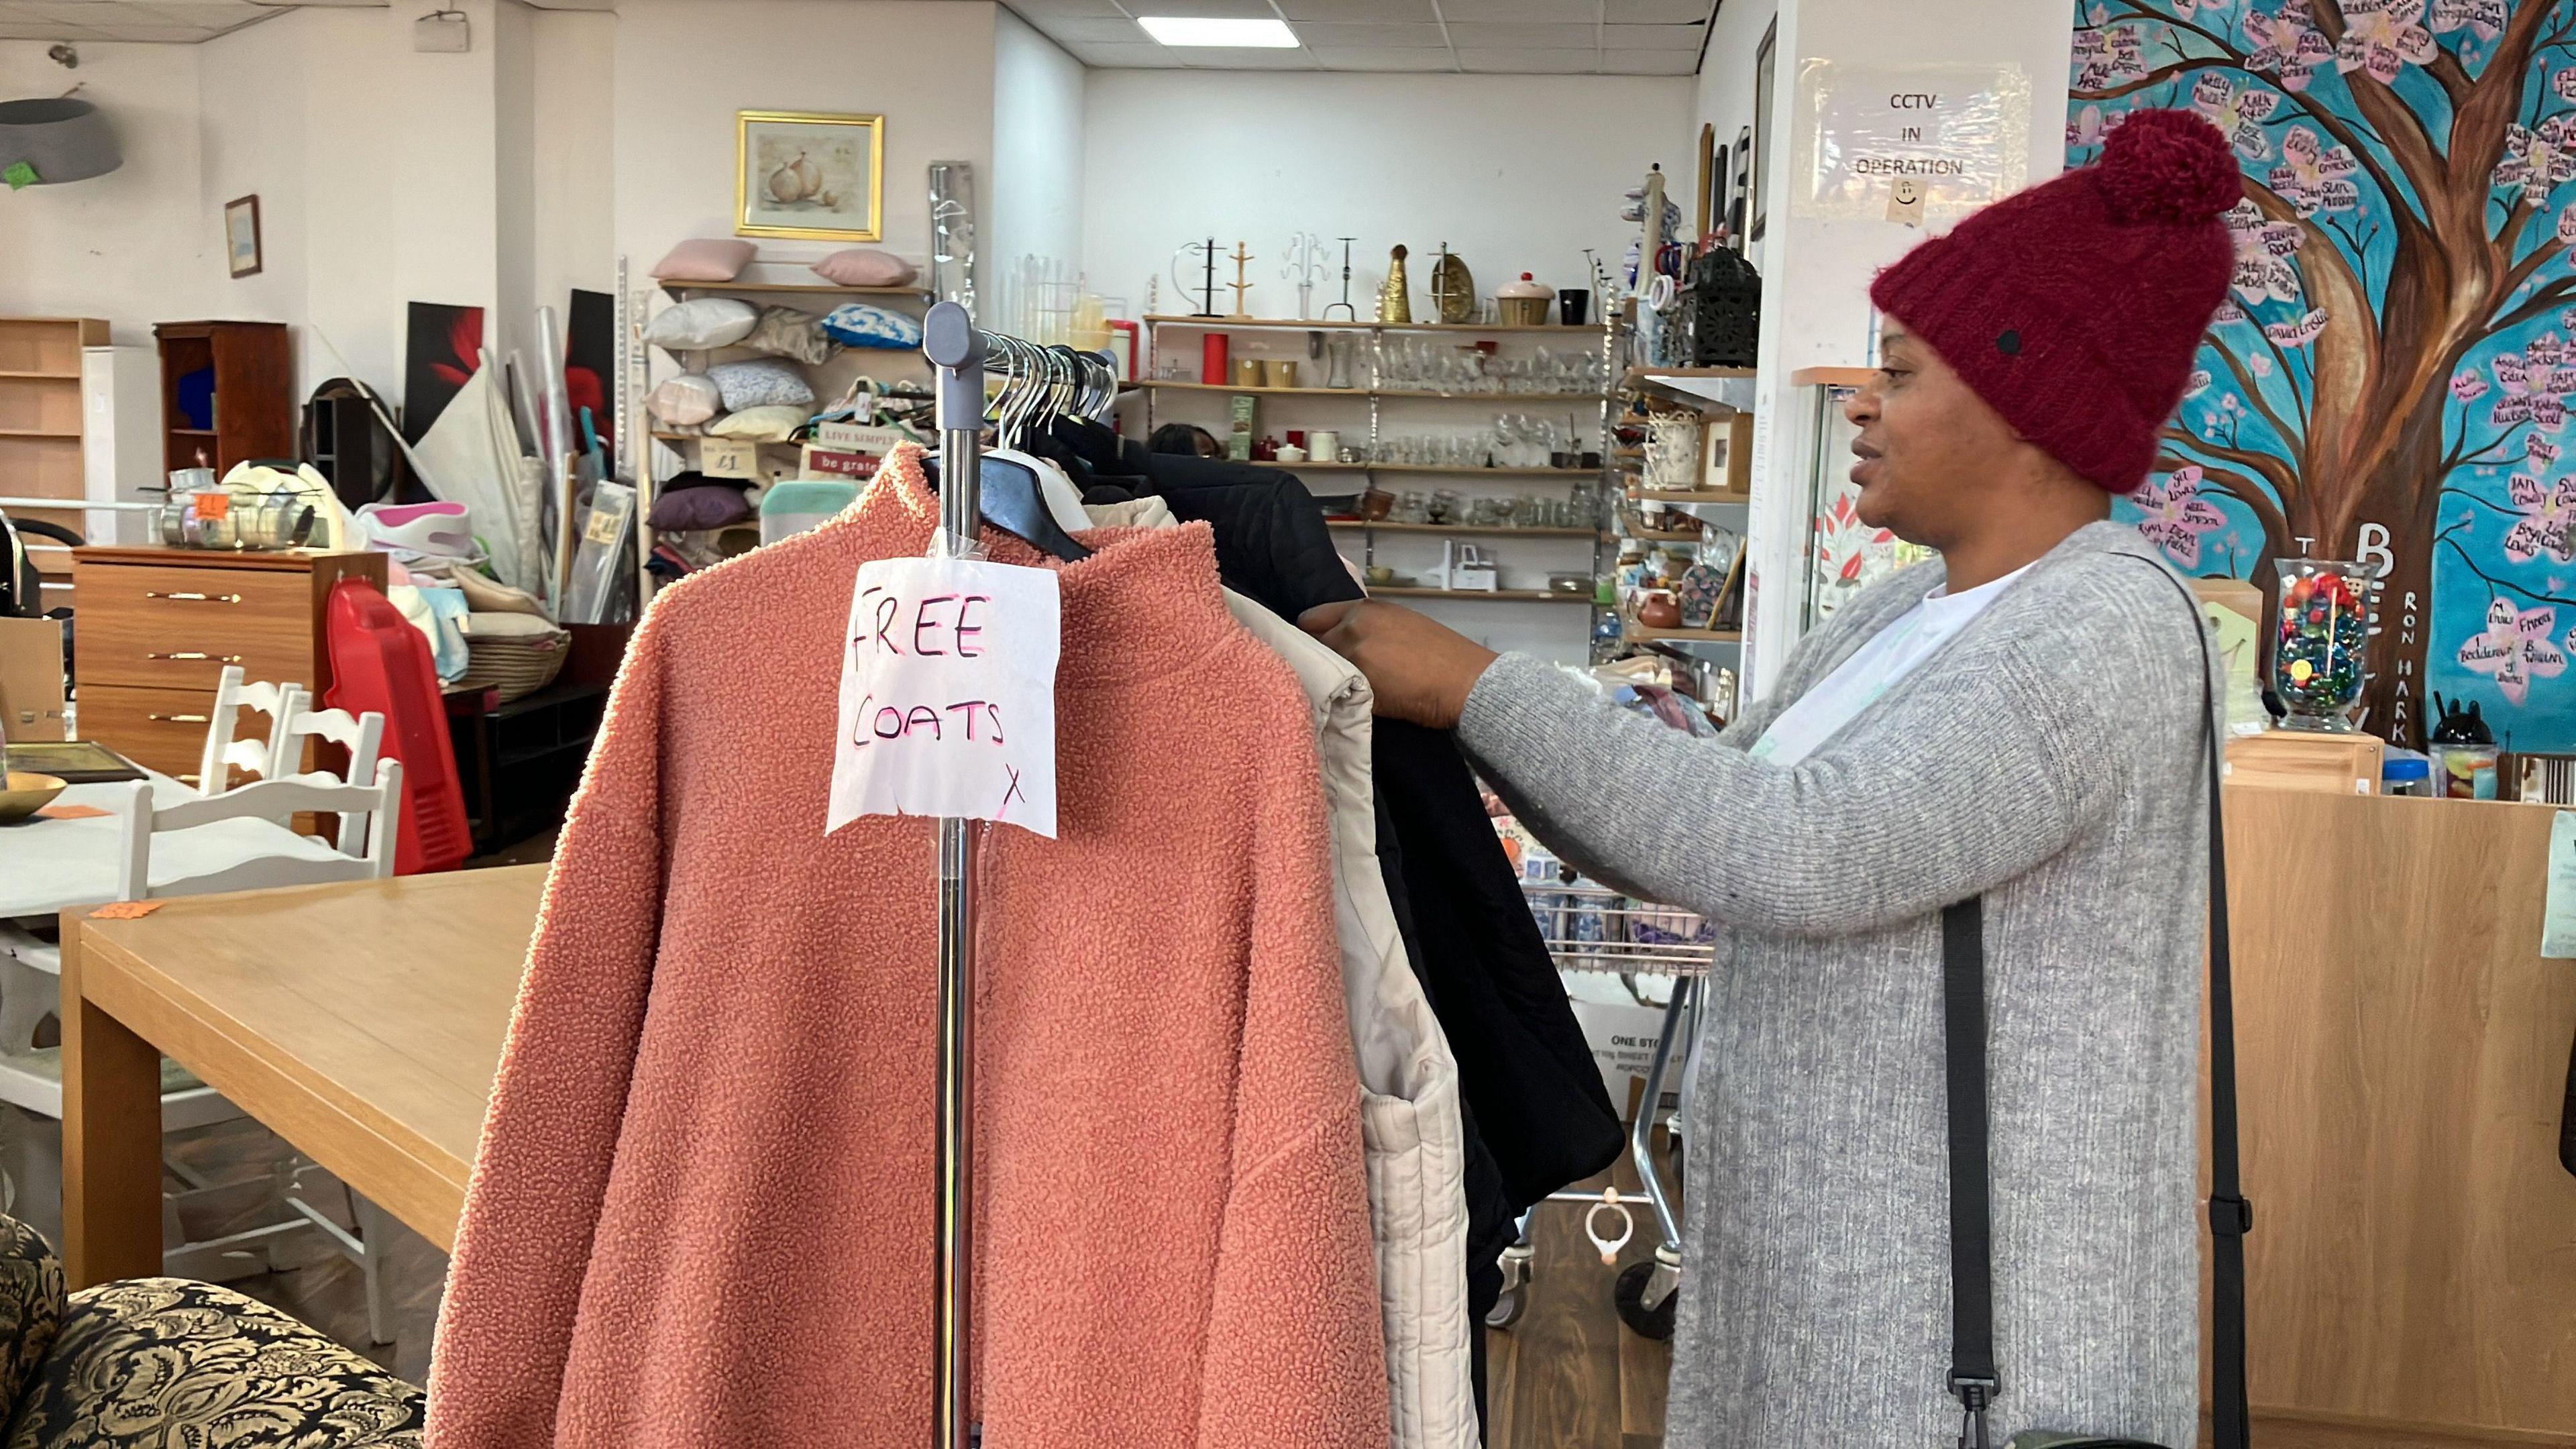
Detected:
left=827, top=556, right=1061, bottom=838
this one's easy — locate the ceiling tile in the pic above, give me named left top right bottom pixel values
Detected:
left=1603, top=46, right=1697, bottom=73
left=1601, top=21, right=1698, bottom=46
left=1004, top=0, right=1133, bottom=15
left=1602, top=0, right=1710, bottom=19
left=1277, top=0, right=1436, bottom=17
left=1456, top=46, right=1600, bottom=72
left=1295, top=20, right=1446, bottom=47
left=1436, top=0, right=1599, bottom=20
left=1067, top=39, right=1188, bottom=65
left=1181, top=45, right=1322, bottom=68
left=1034, top=15, right=1148, bottom=40
left=97, top=21, right=217, bottom=39
left=1447, top=19, right=1594, bottom=46
left=1122, top=0, right=1280, bottom=17
left=1305, top=45, right=1460, bottom=70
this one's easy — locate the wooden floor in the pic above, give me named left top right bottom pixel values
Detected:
left=1487, top=1133, right=1676, bottom=1449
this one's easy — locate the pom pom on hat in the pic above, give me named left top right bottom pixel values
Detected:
left=2096, top=108, right=2240, bottom=225
left=1866, top=106, right=2237, bottom=494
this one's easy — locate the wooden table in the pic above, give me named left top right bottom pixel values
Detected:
left=60, top=865, right=541, bottom=1287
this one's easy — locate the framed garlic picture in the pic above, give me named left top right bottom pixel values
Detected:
left=737, top=110, right=883, bottom=243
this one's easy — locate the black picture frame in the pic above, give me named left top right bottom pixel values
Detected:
left=1752, top=18, right=1777, bottom=244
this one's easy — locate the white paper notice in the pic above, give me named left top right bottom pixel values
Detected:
left=827, top=555, right=1061, bottom=838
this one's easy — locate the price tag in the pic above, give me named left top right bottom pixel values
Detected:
left=192, top=490, right=231, bottom=521
left=827, top=555, right=1061, bottom=838
left=702, top=437, right=760, bottom=479
left=584, top=505, right=625, bottom=546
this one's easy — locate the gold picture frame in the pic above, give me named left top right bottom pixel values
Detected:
left=736, top=109, right=883, bottom=242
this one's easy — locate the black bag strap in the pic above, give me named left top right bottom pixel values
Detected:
left=1943, top=560, right=2248, bottom=1449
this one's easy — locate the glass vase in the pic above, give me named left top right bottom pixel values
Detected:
left=2271, top=557, right=2381, bottom=733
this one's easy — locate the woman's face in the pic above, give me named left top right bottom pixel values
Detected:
left=1842, top=325, right=2021, bottom=544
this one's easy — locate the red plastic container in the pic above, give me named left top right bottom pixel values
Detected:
left=323, top=579, right=472, bottom=873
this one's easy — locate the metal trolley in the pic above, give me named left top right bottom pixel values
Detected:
left=1491, top=877, right=1715, bottom=1340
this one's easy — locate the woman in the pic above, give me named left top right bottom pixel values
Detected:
left=1304, top=110, right=2239, bottom=1446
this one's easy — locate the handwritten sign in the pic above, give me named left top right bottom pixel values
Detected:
left=826, top=556, right=1061, bottom=839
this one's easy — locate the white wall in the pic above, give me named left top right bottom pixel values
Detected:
left=1694, top=0, right=1778, bottom=241
left=1083, top=70, right=1695, bottom=323
left=990, top=7, right=1085, bottom=288
left=0, top=40, right=219, bottom=343
left=531, top=8, right=619, bottom=316
left=611, top=0, right=998, bottom=287
left=1083, top=70, right=1692, bottom=661
left=0, top=5, right=517, bottom=408
left=1731, top=0, right=2074, bottom=691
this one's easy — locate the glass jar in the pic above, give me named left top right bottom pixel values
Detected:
left=2271, top=557, right=2381, bottom=733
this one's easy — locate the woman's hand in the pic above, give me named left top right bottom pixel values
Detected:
left=1298, top=600, right=1499, bottom=729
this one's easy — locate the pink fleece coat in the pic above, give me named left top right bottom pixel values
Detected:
left=426, top=446, right=1389, bottom=1448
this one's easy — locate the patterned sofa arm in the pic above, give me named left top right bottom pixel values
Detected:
left=0, top=1218, right=64, bottom=1424
left=3, top=1278, right=423, bottom=1449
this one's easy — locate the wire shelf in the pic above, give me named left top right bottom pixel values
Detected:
left=1520, top=878, right=1717, bottom=977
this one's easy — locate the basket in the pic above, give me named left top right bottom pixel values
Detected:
left=457, top=612, right=571, bottom=703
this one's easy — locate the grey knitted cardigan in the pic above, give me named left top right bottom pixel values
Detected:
left=1457, top=521, right=2211, bottom=1447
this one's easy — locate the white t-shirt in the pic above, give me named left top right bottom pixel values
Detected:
left=1750, top=564, right=2034, bottom=767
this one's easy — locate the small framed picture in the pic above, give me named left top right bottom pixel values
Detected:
left=737, top=110, right=883, bottom=243
left=224, top=195, right=262, bottom=278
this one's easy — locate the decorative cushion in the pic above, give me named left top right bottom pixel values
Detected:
left=706, top=358, right=814, bottom=411
left=739, top=306, right=833, bottom=366
left=647, top=374, right=721, bottom=427
left=0, top=1218, right=62, bottom=1421
left=3, top=1277, right=425, bottom=1448
left=648, top=485, right=754, bottom=533
left=818, top=303, right=923, bottom=352
left=811, top=248, right=917, bottom=288
left=707, top=405, right=808, bottom=442
left=648, top=237, right=755, bottom=282
left=641, top=299, right=757, bottom=351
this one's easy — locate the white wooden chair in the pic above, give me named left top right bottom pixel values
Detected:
left=194, top=665, right=301, bottom=795
left=267, top=686, right=388, bottom=855
left=110, top=759, right=407, bottom=1338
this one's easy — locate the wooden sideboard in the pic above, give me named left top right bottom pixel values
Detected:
left=2226, top=786, right=2576, bottom=1447
left=70, top=547, right=385, bottom=786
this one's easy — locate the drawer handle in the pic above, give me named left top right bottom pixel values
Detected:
left=145, top=651, right=244, bottom=663
left=147, top=712, right=211, bottom=724
left=176, top=773, right=201, bottom=786
left=144, top=590, right=242, bottom=604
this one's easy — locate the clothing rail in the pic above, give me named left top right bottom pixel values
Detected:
left=918, top=305, right=1114, bottom=1449
left=921, top=301, right=985, bottom=1449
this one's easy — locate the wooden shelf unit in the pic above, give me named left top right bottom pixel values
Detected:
left=661, top=281, right=932, bottom=300
left=1139, top=380, right=1607, bottom=403
left=1629, top=488, right=1752, bottom=505
left=1624, top=621, right=1743, bottom=643
left=1327, top=520, right=1601, bottom=539
left=0, top=317, right=108, bottom=575
left=1295, top=461, right=1598, bottom=477
left=1371, top=586, right=1593, bottom=603
left=153, top=321, right=292, bottom=478
left=1144, top=314, right=1610, bottom=336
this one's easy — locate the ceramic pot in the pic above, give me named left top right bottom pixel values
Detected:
left=1639, top=590, right=1683, bottom=629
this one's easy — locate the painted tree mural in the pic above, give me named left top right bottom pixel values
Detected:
left=2071, top=0, right=2576, bottom=748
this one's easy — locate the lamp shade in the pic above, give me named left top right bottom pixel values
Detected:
left=0, top=98, right=119, bottom=185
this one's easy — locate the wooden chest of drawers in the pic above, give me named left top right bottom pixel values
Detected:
left=71, top=547, right=387, bottom=788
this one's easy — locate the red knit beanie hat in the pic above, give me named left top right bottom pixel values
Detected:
left=1868, top=108, right=2238, bottom=495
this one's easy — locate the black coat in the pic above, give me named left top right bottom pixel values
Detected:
left=1133, top=451, right=1626, bottom=1269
